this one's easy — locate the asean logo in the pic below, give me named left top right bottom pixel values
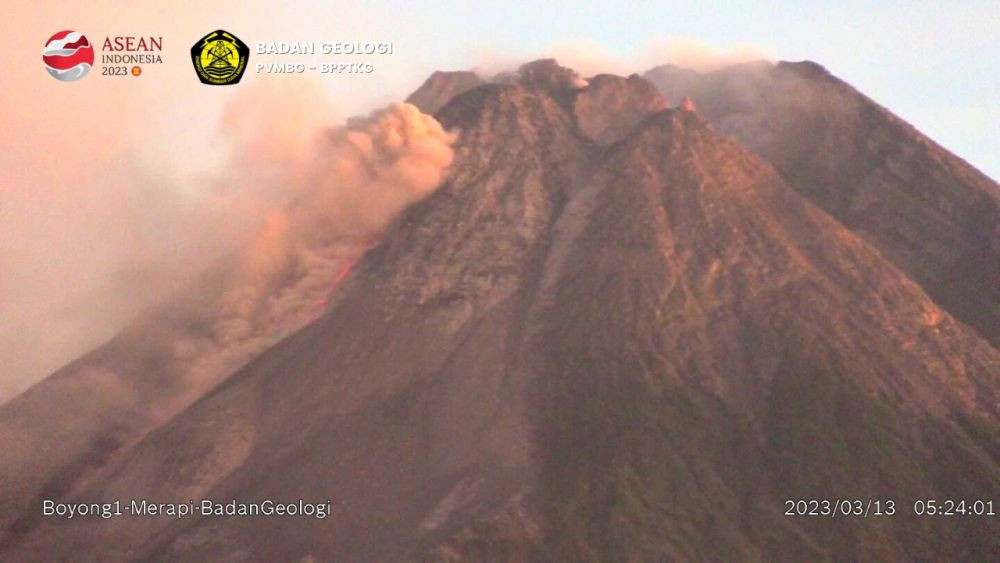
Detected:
left=190, top=30, right=249, bottom=85
left=43, top=31, right=95, bottom=82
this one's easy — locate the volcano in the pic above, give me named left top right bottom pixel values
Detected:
left=1, top=59, right=997, bottom=561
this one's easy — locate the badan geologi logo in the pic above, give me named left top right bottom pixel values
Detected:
left=191, top=30, right=249, bottom=85
left=43, top=31, right=95, bottom=82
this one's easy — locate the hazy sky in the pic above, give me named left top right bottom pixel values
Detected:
left=5, top=1, right=997, bottom=174
left=0, top=0, right=996, bottom=400
left=456, top=0, right=998, bottom=178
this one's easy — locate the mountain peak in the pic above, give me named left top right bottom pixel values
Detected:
left=777, top=59, right=832, bottom=79
left=495, top=59, right=588, bottom=99
left=571, top=73, right=669, bottom=144
left=406, top=63, right=672, bottom=147
left=405, top=70, right=484, bottom=114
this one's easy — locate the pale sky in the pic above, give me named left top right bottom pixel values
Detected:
left=0, top=0, right=996, bottom=400
left=452, top=0, right=998, bottom=178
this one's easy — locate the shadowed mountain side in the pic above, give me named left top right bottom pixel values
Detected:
left=0, top=244, right=359, bottom=549
left=406, top=70, right=484, bottom=115
left=0, top=261, right=260, bottom=548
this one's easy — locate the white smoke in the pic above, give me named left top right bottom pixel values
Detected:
left=540, top=39, right=768, bottom=77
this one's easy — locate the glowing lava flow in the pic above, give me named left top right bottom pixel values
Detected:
left=333, top=260, right=355, bottom=286
left=317, top=255, right=361, bottom=309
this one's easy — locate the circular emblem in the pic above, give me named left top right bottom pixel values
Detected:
left=190, top=30, right=249, bottom=85
left=43, top=31, right=94, bottom=82
left=131, top=66, right=142, bottom=77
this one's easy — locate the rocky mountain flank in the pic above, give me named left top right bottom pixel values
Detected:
left=645, top=61, right=1000, bottom=345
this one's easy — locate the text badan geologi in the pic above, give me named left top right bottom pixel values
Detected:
left=42, top=498, right=332, bottom=520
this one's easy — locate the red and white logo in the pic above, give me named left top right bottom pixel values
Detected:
left=43, top=31, right=95, bottom=82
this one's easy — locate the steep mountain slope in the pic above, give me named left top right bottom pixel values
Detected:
left=5, top=62, right=997, bottom=561
left=645, top=61, right=1000, bottom=345
left=406, top=70, right=484, bottom=115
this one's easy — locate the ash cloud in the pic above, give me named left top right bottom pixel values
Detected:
left=0, top=81, right=454, bottom=404
left=199, top=101, right=456, bottom=369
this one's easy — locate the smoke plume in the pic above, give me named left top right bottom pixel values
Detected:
left=0, top=83, right=454, bottom=404
left=196, top=101, right=456, bottom=376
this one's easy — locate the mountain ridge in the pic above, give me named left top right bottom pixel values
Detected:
left=644, top=60, right=1000, bottom=345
